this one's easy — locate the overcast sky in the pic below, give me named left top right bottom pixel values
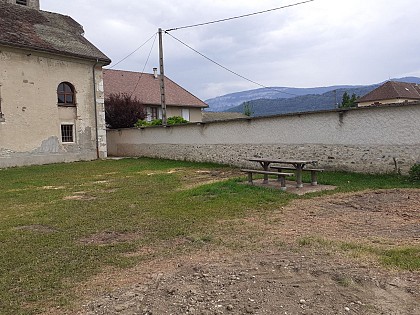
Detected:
left=42, top=0, right=420, bottom=100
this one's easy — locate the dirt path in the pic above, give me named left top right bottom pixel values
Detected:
left=52, top=189, right=420, bottom=315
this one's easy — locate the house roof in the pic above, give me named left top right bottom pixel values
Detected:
left=103, top=69, right=208, bottom=108
left=202, top=111, right=248, bottom=122
left=0, top=1, right=111, bottom=64
left=358, top=81, right=420, bottom=103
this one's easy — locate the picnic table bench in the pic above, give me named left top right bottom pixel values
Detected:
left=247, top=158, right=320, bottom=188
left=240, top=169, right=293, bottom=190
left=270, top=165, right=324, bottom=186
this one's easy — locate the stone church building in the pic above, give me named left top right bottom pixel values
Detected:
left=0, top=0, right=111, bottom=168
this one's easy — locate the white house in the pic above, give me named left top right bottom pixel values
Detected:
left=103, top=69, right=208, bottom=123
left=358, top=81, right=420, bottom=107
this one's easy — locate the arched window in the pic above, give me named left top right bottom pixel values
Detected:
left=57, top=82, right=75, bottom=106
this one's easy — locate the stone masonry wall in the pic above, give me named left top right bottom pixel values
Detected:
left=107, top=103, right=420, bottom=174
left=112, top=143, right=416, bottom=174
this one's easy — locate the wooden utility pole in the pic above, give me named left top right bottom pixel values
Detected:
left=158, top=28, right=167, bottom=125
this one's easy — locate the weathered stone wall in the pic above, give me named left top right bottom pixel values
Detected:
left=0, top=46, right=107, bottom=168
left=3, top=0, right=39, bottom=10
left=107, top=103, right=420, bottom=175
left=114, top=143, right=417, bottom=174
left=94, top=65, right=107, bottom=159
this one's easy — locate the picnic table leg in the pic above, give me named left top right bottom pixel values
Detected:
left=263, top=176, right=269, bottom=184
left=295, top=164, right=303, bottom=188
left=261, top=162, right=269, bottom=184
left=276, top=168, right=283, bottom=182
left=279, top=175, right=287, bottom=191
left=248, top=172, right=253, bottom=184
left=277, top=169, right=287, bottom=190
left=311, top=170, right=318, bottom=186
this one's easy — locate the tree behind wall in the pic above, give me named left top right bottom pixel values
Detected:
left=340, top=92, right=358, bottom=108
left=105, top=93, right=146, bottom=129
left=243, top=101, right=253, bottom=116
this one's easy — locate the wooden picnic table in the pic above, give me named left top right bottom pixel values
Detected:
left=248, top=158, right=318, bottom=188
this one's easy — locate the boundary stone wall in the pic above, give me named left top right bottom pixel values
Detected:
left=107, top=104, right=420, bottom=174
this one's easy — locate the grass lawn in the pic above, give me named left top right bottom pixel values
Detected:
left=0, top=158, right=419, bottom=314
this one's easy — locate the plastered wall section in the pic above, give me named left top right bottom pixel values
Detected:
left=107, top=104, right=420, bottom=174
left=0, top=47, right=106, bottom=168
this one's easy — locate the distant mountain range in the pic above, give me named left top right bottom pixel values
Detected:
left=204, top=77, right=420, bottom=117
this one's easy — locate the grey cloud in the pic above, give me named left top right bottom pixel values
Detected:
left=42, top=0, right=420, bottom=99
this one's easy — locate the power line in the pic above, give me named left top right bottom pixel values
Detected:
left=166, top=0, right=315, bottom=32
left=165, top=32, right=299, bottom=97
left=108, top=32, right=157, bottom=69
left=130, top=33, right=158, bottom=98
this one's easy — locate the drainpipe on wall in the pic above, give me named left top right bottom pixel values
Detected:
left=92, top=59, right=100, bottom=158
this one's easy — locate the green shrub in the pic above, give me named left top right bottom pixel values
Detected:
left=408, top=163, right=420, bottom=182
left=167, top=116, right=188, bottom=125
left=134, top=119, right=148, bottom=127
left=150, top=119, right=163, bottom=125
left=134, top=116, right=188, bottom=127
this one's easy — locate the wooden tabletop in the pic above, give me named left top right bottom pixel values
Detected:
left=248, top=158, right=318, bottom=164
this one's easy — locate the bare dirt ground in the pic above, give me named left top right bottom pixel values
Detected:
left=51, top=188, right=420, bottom=315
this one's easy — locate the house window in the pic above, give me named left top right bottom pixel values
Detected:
left=57, top=82, right=75, bottom=106
left=181, top=108, right=190, bottom=121
left=146, top=106, right=162, bottom=121
left=16, top=0, right=28, bottom=5
left=151, top=107, right=159, bottom=120
left=61, top=124, right=74, bottom=143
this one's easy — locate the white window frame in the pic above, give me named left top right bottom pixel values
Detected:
left=181, top=108, right=190, bottom=121
left=146, top=106, right=163, bottom=122
left=60, top=123, right=75, bottom=143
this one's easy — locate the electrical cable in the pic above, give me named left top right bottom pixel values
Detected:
left=166, top=0, right=315, bottom=32
left=108, top=1, right=315, bottom=98
left=166, top=32, right=299, bottom=97
left=130, top=33, right=158, bottom=98
left=108, top=32, right=157, bottom=69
